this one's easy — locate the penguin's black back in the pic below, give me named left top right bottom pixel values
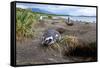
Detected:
left=43, top=29, right=61, bottom=40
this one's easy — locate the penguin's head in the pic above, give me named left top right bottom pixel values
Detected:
left=42, top=36, right=54, bottom=46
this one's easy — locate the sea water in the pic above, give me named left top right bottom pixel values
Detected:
left=62, top=16, right=96, bottom=23
left=70, top=16, right=96, bottom=23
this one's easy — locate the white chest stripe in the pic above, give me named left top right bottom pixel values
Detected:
left=45, top=36, right=53, bottom=41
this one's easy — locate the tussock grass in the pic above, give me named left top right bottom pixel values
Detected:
left=41, top=42, right=63, bottom=57
left=85, top=22, right=89, bottom=24
left=68, top=41, right=97, bottom=57
left=41, top=35, right=79, bottom=56
left=16, top=8, right=57, bottom=41
left=16, top=8, right=40, bottom=40
left=66, top=22, right=74, bottom=26
left=61, top=35, right=79, bottom=49
left=41, top=33, right=96, bottom=57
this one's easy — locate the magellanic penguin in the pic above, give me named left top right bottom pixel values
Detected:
left=41, top=29, right=61, bottom=46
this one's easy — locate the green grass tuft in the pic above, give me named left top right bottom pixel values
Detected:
left=16, top=8, right=40, bottom=40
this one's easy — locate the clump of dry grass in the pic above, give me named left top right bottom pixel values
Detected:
left=66, top=22, right=74, bottom=26
left=41, top=42, right=63, bottom=57
left=56, top=27, right=66, bottom=34
left=50, top=43, right=63, bottom=55
left=85, top=22, right=89, bottom=24
left=61, top=35, right=79, bottom=49
left=41, top=34, right=96, bottom=58
left=60, top=35, right=97, bottom=57
left=41, top=35, right=79, bottom=57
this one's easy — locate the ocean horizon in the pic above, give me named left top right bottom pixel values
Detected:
left=62, top=16, right=96, bottom=23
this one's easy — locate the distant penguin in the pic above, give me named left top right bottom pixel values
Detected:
left=41, top=29, right=61, bottom=46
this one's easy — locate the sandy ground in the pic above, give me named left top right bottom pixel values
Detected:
left=16, top=19, right=97, bottom=65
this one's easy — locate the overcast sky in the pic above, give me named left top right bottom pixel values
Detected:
left=16, top=3, right=96, bottom=16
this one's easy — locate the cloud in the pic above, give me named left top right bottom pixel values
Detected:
left=16, top=4, right=27, bottom=9
left=76, top=7, right=96, bottom=16
left=61, top=6, right=96, bottom=16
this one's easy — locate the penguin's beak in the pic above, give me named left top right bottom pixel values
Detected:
left=42, top=40, right=49, bottom=46
left=45, top=40, right=50, bottom=45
